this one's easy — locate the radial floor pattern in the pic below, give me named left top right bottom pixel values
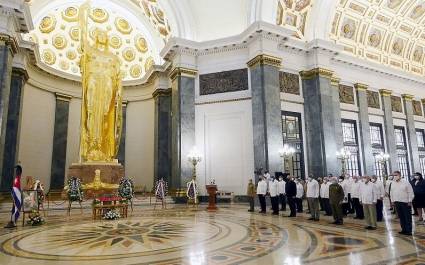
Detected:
left=0, top=204, right=424, bottom=265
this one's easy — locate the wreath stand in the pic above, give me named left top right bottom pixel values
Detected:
left=154, top=179, right=168, bottom=210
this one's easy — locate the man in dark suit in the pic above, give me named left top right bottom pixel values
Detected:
left=285, top=176, right=297, bottom=217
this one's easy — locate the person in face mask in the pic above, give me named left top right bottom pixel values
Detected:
left=285, top=176, right=297, bottom=217
left=386, top=175, right=395, bottom=213
left=295, top=178, right=304, bottom=213
left=359, top=176, right=377, bottom=230
left=412, top=172, right=425, bottom=223
left=391, top=171, right=415, bottom=235
left=306, top=175, right=320, bottom=221
left=329, top=177, right=344, bottom=225
left=371, top=175, right=385, bottom=222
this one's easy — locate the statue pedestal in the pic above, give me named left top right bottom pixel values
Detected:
left=68, top=163, right=124, bottom=198
left=206, top=185, right=218, bottom=211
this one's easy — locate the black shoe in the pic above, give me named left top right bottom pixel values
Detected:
left=248, top=210, right=254, bottom=212
left=314, top=219, right=320, bottom=221
left=401, top=231, right=412, bottom=236
left=365, top=226, right=373, bottom=230
left=308, top=217, right=315, bottom=221
left=272, top=212, right=279, bottom=215
left=259, top=211, right=266, bottom=214
left=335, top=221, right=343, bottom=225
left=288, top=215, right=296, bottom=217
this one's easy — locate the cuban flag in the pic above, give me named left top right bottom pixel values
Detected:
left=11, top=175, right=21, bottom=224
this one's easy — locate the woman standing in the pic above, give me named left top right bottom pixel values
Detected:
left=412, top=172, right=425, bottom=223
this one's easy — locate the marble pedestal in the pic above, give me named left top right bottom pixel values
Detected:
left=68, top=163, right=124, bottom=185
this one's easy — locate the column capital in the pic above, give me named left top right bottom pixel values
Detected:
left=379, top=89, right=392, bottom=97
left=12, top=67, right=29, bottom=81
left=401, top=94, right=414, bottom=101
left=299, top=68, right=334, bottom=80
left=169, top=67, right=197, bottom=81
left=0, top=34, right=17, bottom=55
left=330, top=76, right=340, bottom=87
left=354, top=83, right=368, bottom=91
left=55, top=93, right=72, bottom=102
left=152, top=88, right=171, bottom=99
left=247, top=54, right=281, bottom=68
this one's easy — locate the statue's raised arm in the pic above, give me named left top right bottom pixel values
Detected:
left=78, top=1, right=90, bottom=55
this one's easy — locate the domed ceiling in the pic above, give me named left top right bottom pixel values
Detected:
left=330, top=0, right=425, bottom=76
left=24, top=0, right=172, bottom=82
left=276, top=0, right=315, bottom=39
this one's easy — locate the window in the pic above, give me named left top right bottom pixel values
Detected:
left=370, top=125, right=383, bottom=146
left=416, top=129, right=425, bottom=149
left=342, top=122, right=357, bottom=144
left=420, top=151, right=425, bottom=176
left=394, top=126, right=410, bottom=178
left=370, top=124, right=386, bottom=177
left=395, top=128, right=406, bottom=147
left=282, top=112, right=304, bottom=179
left=342, top=120, right=361, bottom=176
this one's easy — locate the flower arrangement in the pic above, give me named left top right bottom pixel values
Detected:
left=27, top=211, right=45, bottom=226
left=103, top=209, right=121, bottom=220
left=66, top=177, right=83, bottom=202
left=118, top=177, right=134, bottom=200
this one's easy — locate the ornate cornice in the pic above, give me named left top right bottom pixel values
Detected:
left=401, top=94, right=414, bottom=101
left=354, top=83, right=368, bottom=91
left=195, top=97, right=252, bottom=106
left=246, top=54, right=282, bottom=68
left=55, top=92, right=72, bottom=102
left=152, top=88, right=171, bottom=98
left=0, top=34, right=18, bottom=55
left=169, top=67, right=197, bottom=81
left=299, top=68, right=334, bottom=80
left=12, top=67, right=29, bottom=81
left=379, top=89, right=392, bottom=97
left=330, top=76, right=340, bottom=87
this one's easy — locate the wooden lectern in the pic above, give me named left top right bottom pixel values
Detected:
left=205, top=184, right=218, bottom=211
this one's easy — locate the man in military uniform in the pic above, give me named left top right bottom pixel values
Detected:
left=329, top=177, right=344, bottom=225
left=247, top=179, right=256, bottom=212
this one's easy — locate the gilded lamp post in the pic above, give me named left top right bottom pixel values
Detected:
left=187, top=147, right=202, bottom=180
left=279, top=144, right=295, bottom=174
left=375, top=152, right=390, bottom=184
left=336, top=148, right=350, bottom=176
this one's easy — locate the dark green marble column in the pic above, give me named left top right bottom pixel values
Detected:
left=300, top=68, right=341, bottom=177
left=117, top=101, right=127, bottom=166
left=402, top=94, right=421, bottom=173
left=0, top=37, right=15, bottom=190
left=50, top=93, right=71, bottom=190
left=380, top=89, right=398, bottom=172
left=247, top=55, right=283, bottom=175
left=153, top=89, right=171, bottom=184
left=170, top=68, right=196, bottom=189
left=355, top=83, right=375, bottom=175
left=1, top=68, right=27, bottom=191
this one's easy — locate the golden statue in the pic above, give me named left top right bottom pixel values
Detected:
left=82, top=169, right=119, bottom=191
left=78, top=1, right=123, bottom=163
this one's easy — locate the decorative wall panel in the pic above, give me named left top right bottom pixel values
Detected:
left=391, top=96, right=403, bottom=113
left=367, top=90, right=380, bottom=109
left=279, top=72, right=300, bottom=95
left=413, top=100, right=423, bottom=116
left=199, top=69, right=248, bottom=95
left=339, top=85, right=355, bottom=104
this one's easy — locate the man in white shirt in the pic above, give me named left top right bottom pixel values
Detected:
left=372, top=175, right=385, bottom=222
left=306, top=175, right=320, bottom=221
left=360, top=176, right=377, bottom=230
left=391, top=171, right=415, bottom=236
left=295, top=179, right=304, bottom=213
left=320, top=177, right=331, bottom=216
left=269, top=177, right=279, bottom=215
left=256, top=177, right=267, bottom=214
left=278, top=176, right=286, bottom=211
left=351, top=176, right=364, bottom=219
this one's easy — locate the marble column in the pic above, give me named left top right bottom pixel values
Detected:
left=380, top=89, right=398, bottom=172
left=117, top=100, right=127, bottom=166
left=170, top=68, right=196, bottom=189
left=355, top=83, right=375, bottom=175
left=1, top=68, right=27, bottom=191
left=153, top=89, right=171, bottom=184
left=247, top=55, right=283, bottom=175
left=50, top=93, right=71, bottom=190
left=300, top=68, right=341, bottom=177
left=402, top=94, right=421, bottom=173
left=0, top=36, right=15, bottom=190
left=330, top=77, right=344, bottom=152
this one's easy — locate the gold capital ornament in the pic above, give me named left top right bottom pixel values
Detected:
left=78, top=1, right=123, bottom=163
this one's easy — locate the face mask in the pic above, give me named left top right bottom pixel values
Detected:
left=395, top=175, right=401, bottom=181
left=388, top=176, right=394, bottom=180
left=415, top=176, right=420, bottom=179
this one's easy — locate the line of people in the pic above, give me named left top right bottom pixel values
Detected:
left=247, top=170, right=419, bottom=236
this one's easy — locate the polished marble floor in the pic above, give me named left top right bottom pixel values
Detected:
left=0, top=202, right=424, bottom=265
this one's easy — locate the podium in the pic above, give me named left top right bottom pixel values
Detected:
left=205, top=184, right=218, bottom=211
